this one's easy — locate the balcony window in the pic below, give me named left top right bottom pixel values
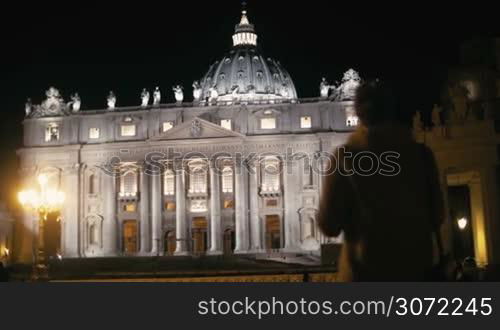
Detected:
left=346, top=115, right=359, bottom=127
left=121, top=124, right=136, bottom=137
left=260, top=117, right=276, bottom=130
left=220, top=119, right=232, bottom=130
left=164, top=170, right=175, bottom=196
left=221, top=167, right=234, bottom=193
left=45, top=123, right=60, bottom=142
left=261, top=158, right=280, bottom=192
left=120, top=171, right=138, bottom=197
left=300, top=116, right=312, bottom=129
left=89, top=127, right=100, bottom=139
left=189, top=167, right=207, bottom=194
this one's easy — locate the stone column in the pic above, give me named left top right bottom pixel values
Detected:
left=482, top=167, right=500, bottom=265
left=249, top=161, right=262, bottom=252
left=17, top=169, right=36, bottom=264
left=469, top=172, right=488, bottom=266
left=102, top=169, right=118, bottom=256
left=440, top=170, right=453, bottom=259
left=150, top=167, right=162, bottom=255
left=208, top=161, right=222, bottom=255
left=234, top=160, right=249, bottom=253
left=61, top=164, right=80, bottom=258
left=175, top=166, right=189, bottom=255
left=283, top=158, right=300, bottom=251
left=139, top=166, right=151, bottom=254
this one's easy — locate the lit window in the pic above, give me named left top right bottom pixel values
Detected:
left=300, top=116, right=312, bottom=129
left=164, top=170, right=175, bottom=196
left=165, top=202, right=176, bottom=211
left=121, top=124, right=136, bottom=137
left=89, top=128, right=100, bottom=139
left=124, top=204, right=136, bottom=212
left=261, top=158, right=280, bottom=192
left=162, top=122, right=174, bottom=132
left=345, top=106, right=359, bottom=127
left=224, top=200, right=234, bottom=209
left=346, top=115, right=359, bottom=127
left=45, top=123, right=60, bottom=142
left=120, top=171, right=137, bottom=197
left=189, top=167, right=207, bottom=194
left=261, top=117, right=276, bottom=130
left=222, top=167, right=233, bottom=193
left=221, top=119, right=232, bottom=130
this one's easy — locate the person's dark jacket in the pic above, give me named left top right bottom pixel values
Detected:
left=319, top=125, right=444, bottom=281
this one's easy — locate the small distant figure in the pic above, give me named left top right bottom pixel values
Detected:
left=107, top=91, right=117, bottom=110
left=25, top=98, right=32, bottom=116
left=432, top=104, right=442, bottom=127
left=413, top=111, right=423, bottom=132
left=231, top=85, right=240, bottom=99
left=153, top=87, right=161, bottom=106
left=448, top=83, right=468, bottom=122
left=141, top=88, right=150, bottom=107
left=319, top=81, right=444, bottom=281
left=458, top=257, right=479, bottom=282
left=192, top=81, right=202, bottom=101
left=173, top=85, right=184, bottom=103
left=209, top=87, right=218, bottom=102
left=70, top=93, right=81, bottom=112
left=320, top=77, right=334, bottom=98
left=280, top=83, right=289, bottom=98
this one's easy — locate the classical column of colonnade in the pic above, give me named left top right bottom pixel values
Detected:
left=81, top=158, right=302, bottom=257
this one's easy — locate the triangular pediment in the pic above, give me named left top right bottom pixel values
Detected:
left=153, top=117, right=245, bottom=141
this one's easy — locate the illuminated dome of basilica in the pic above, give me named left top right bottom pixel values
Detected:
left=198, top=9, right=298, bottom=103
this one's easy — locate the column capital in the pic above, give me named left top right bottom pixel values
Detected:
left=62, top=163, right=83, bottom=174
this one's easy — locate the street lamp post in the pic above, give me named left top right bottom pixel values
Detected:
left=18, top=174, right=65, bottom=281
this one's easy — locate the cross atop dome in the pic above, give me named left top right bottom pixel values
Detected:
left=239, top=10, right=250, bottom=25
left=239, top=1, right=250, bottom=25
left=233, top=2, right=257, bottom=47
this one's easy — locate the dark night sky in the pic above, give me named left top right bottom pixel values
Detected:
left=0, top=1, right=498, bottom=207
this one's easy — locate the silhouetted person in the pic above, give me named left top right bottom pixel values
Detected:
left=460, top=257, right=479, bottom=281
left=0, top=262, right=9, bottom=282
left=319, top=81, right=444, bottom=281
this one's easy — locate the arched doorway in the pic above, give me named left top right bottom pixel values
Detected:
left=164, top=231, right=176, bottom=256
left=265, top=215, right=281, bottom=250
left=448, top=185, right=475, bottom=261
left=192, top=217, right=208, bottom=254
left=447, top=171, right=489, bottom=265
left=223, top=229, right=235, bottom=255
left=123, top=220, right=138, bottom=254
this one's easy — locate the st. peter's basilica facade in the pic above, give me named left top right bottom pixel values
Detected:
left=15, top=9, right=500, bottom=267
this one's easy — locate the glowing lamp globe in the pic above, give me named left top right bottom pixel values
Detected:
left=457, top=217, right=468, bottom=230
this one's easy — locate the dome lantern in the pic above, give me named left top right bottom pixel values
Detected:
left=232, top=5, right=257, bottom=47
